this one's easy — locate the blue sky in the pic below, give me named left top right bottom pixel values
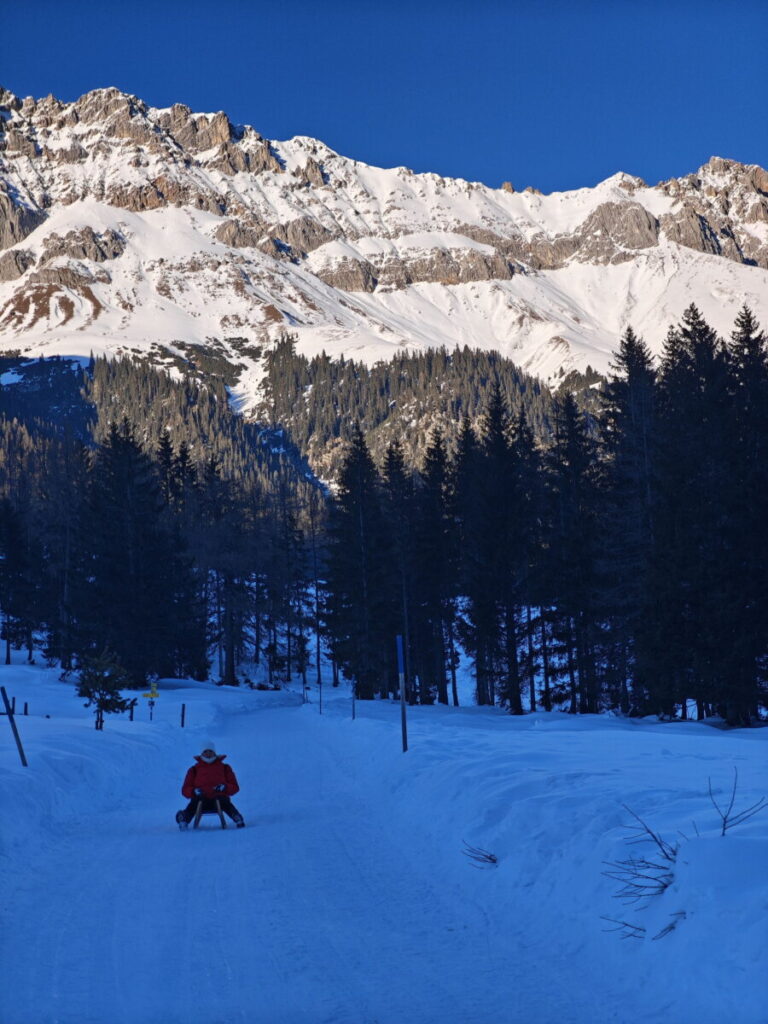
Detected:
left=5, top=0, right=767, bottom=193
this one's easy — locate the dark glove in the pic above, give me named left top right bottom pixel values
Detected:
left=193, top=787, right=204, bottom=797
left=214, top=784, right=226, bottom=793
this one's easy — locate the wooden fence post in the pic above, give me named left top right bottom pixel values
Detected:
left=1, top=686, right=28, bottom=767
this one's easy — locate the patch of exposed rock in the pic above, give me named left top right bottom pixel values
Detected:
left=156, top=104, right=233, bottom=152
left=295, top=157, right=327, bottom=187
left=378, top=247, right=515, bottom=289
left=105, top=176, right=224, bottom=214
left=316, top=258, right=378, bottom=293
left=660, top=208, right=723, bottom=258
left=455, top=207, right=659, bottom=271
left=573, top=202, right=659, bottom=263
left=215, top=214, right=337, bottom=259
left=0, top=248, right=35, bottom=281
left=1, top=126, right=41, bottom=159
left=0, top=264, right=104, bottom=331
left=207, top=139, right=283, bottom=176
left=0, top=87, right=22, bottom=112
left=215, top=219, right=267, bottom=249
left=72, top=87, right=148, bottom=125
left=316, top=246, right=516, bottom=293
left=28, top=264, right=109, bottom=289
left=41, top=140, right=88, bottom=165
left=280, top=216, right=337, bottom=255
left=152, top=103, right=283, bottom=176
left=655, top=157, right=768, bottom=268
left=525, top=234, right=581, bottom=271
left=40, top=226, right=125, bottom=265
left=0, top=185, right=46, bottom=249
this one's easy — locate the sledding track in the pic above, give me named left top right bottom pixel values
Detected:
left=5, top=683, right=767, bottom=1024
left=4, top=700, right=536, bottom=1024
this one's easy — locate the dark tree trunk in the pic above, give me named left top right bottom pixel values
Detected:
left=447, top=618, right=459, bottom=707
left=540, top=610, right=552, bottom=712
left=526, top=605, right=536, bottom=712
left=504, top=606, right=523, bottom=715
left=566, top=618, right=579, bottom=714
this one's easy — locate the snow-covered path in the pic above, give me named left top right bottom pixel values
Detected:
left=4, top=698, right=509, bottom=1024
left=2, top=692, right=597, bottom=1023
left=2, top=672, right=767, bottom=1024
left=5, top=697, right=557, bottom=1024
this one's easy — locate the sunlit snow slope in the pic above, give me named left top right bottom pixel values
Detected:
left=1, top=86, right=768, bottom=410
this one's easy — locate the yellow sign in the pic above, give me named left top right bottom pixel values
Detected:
left=142, top=688, right=159, bottom=699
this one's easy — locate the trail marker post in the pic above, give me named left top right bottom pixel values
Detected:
left=142, top=681, right=159, bottom=721
left=396, top=634, right=408, bottom=753
left=1, top=686, right=28, bottom=767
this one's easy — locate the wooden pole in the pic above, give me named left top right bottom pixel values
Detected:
left=2, top=686, right=28, bottom=766
left=397, top=634, right=408, bottom=753
left=181, top=703, right=186, bottom=728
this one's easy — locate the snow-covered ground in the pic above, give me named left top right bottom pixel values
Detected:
left=1, top=659, right=766, bottom=1024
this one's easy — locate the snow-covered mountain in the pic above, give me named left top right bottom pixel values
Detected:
left=1, top=85, right=767, bottom=410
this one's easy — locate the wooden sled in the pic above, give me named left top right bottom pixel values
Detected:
left=192, top=798, right=227, bottom=829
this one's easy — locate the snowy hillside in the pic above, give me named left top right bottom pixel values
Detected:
left=1, top=87, right=768, bottom=410
left=2, top=660, right=766, bottom=1024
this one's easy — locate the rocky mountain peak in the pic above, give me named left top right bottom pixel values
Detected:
left=0, top=86, right=766, bottom=403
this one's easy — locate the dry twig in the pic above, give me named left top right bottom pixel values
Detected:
left=600, top=916, right=646, bottom=940
left=708, top=768, right=767, bottom=836
left=462, top=840, right=498, bottom=867
left=652, top=911, right=687, bottom=940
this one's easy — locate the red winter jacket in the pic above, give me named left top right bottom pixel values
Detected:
left=182, top=755, right=240, bottom=800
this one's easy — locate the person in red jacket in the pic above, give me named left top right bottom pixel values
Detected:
left=175, top=742, right=245, bottom=829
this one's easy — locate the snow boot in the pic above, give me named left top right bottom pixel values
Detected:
left=232, top=814, right=245, bottom=829
left=176, top=810, right=189, bottom=831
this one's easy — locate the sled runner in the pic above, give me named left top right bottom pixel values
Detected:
left=192, top=798, right=227, bottom=830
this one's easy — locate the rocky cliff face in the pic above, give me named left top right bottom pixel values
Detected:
left=1, top=85, right=766, bottom=404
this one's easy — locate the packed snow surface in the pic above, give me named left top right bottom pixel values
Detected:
left=1, top=661, right=766, bottom=1024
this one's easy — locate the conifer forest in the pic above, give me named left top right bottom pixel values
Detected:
left=0, top=304, right=766, bottom=726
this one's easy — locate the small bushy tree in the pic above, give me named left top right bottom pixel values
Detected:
left=77, top=649, right=132, bottom=730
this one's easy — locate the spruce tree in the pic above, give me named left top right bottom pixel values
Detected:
left=0, top=497, right=38, bottom=664
left=325, top=425, right=392, bottom=699
left=76, top=420, right=192, bottom=685
left=724, top=306, right=768, bottom=722
left=415, top=427, right=456, bottom=705
left=544, top=393, right=601, bottom=713
left=654, top=306, right=731, bottom=715
left=382, top=439, right=419, bottom=700
left=599, top=326, right=657, bottom=713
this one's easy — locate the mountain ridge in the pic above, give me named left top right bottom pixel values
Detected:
left=1, top=85, right=767, bottom=411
